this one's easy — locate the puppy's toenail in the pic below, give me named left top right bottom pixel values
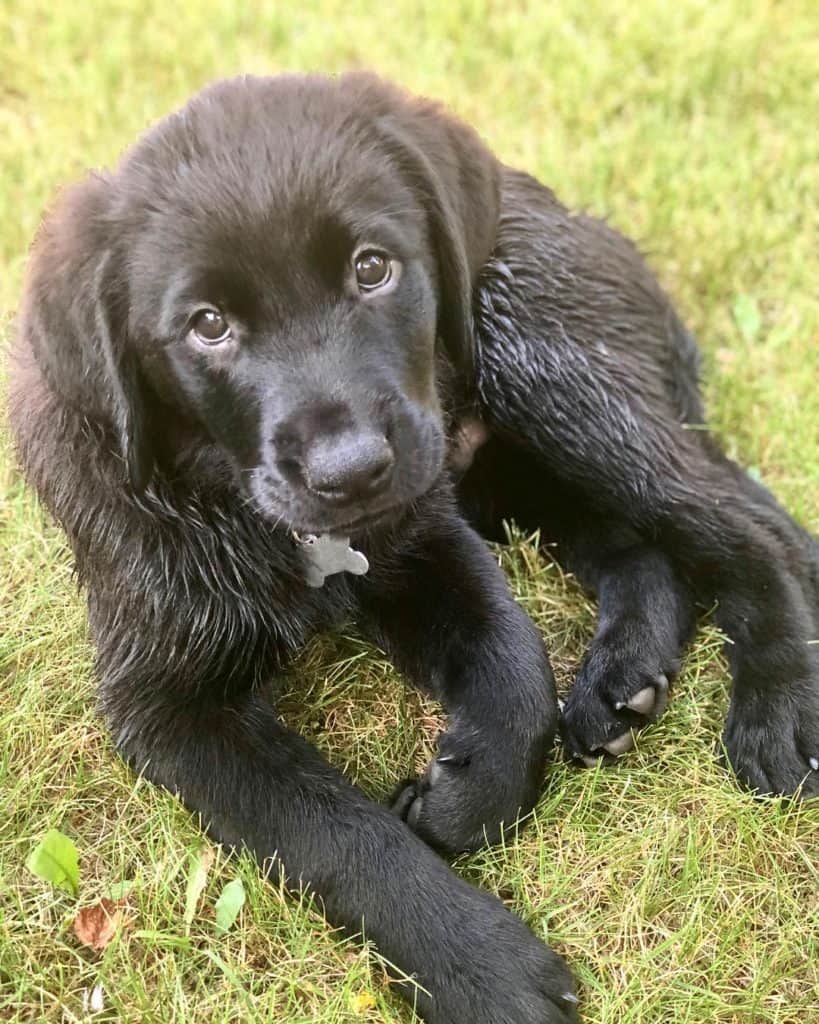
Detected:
left=809, top=756, right=819, bottom=771
left=562, top=992, right=579, bottom=1005
left=626, top=686, right=656, bottom=715
left=603, top=731, right=634, bottom=756
left=436, top=753, right=461, bottom=765
left=653, top=673, right=670, bottom=716
left=406, top=798, right=422, bottom=830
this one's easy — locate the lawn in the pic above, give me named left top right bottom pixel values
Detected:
left=1, top=1, right=818, bottom=1022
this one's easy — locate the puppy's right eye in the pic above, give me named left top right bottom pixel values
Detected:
left=190, top=309, right=232, bottom=345
left=354, top=251, right=392, bottom=291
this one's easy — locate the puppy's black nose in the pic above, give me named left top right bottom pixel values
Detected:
left=304, top=430, right=395, bottom=504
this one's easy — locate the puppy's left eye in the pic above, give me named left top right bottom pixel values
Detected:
left=354, top=251, right=392, bottom=292
left=190, top=309, right=232, bottom=345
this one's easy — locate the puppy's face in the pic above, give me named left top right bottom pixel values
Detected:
left=124, top=88, right=447, bottom=534
left=25, top=74, right=500, bottom=535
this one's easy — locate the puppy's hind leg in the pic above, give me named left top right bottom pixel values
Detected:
left=458, top=447, right=696, bottom=766
left=474, top=219, right=818, bottom=795
left=475, top=324, right=819, bottom=795
left=553, top=512, right=697, bottom=766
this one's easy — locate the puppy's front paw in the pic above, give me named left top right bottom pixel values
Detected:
left=391, top=723, right=544, bottom=854
left=723, top=693, right=819, bottom=797
left=417, top=890, right=579, bottom=1024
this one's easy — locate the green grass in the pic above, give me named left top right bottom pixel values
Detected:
left=1, top=1, right=818, bottom=1021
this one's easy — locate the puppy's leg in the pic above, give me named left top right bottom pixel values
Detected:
left=475, top=203, right=819, bottom=795
left=78, top=513, right=576, bottom=1024
left=359, top=508, right=558, bottom=854
left=458, top=448, right=695, bottom=763
left=555, top=520, right=696, bottom=764
left=105, top=685, right=576, bottom=1024
left=478, top=355, right=819, bottom=794
left=476, top=367, right=819, bottom=795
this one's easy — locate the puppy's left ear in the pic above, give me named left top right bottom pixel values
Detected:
left=350, top=76, right=501, bottom=377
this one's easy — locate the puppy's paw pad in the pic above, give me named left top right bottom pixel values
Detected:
left=565, top=679, right=671, bottom=770
left=561, top=658, right=672, bottom=766
left=613, top=674, right=669, bottom=719
left=600, top=729, right=635, bottom=756
left=568, top=729, right=633, bottom=766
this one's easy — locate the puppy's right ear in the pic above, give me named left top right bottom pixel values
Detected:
left=20, top=174, right=155, bottom=492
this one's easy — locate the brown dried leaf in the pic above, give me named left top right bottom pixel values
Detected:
left=73, top=898, right=126, bottom=951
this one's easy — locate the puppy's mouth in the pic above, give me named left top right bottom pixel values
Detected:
left=290, top=503, right=406, bottom=539
left=329, top=504, right=408, bottom=537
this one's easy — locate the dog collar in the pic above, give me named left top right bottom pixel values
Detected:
left=292, top=532, right=370, bottom=588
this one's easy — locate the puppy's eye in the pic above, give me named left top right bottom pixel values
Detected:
left=191, top=309, right=231, bottom=345
left=354, top=251, right=392, bottom=291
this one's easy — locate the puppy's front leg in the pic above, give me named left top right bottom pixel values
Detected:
left=360, top=511, right=558, bottom=854
left=107, top=687, right=577, bottom=1024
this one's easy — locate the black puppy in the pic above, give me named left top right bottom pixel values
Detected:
left=9, top=73, right=818, bottom=1023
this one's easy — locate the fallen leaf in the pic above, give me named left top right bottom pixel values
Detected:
left=184, top=845, right=215, bottom=929
left=107, top=880, right=135, bottom=901
left=214, top=877, right=245, bottom=933
left=25, top=829, right=80, bottom=896
left=73, top=899, right=125, bottom=951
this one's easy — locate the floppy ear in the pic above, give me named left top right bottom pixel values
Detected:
left=346, top=75, right=501, bottom=377
left=20, top=174, right=155, bottom=492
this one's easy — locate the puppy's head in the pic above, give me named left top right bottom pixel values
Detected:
left=21, top=73, right=500, bottom=534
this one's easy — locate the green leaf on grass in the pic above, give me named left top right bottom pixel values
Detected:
left=183, top=846, right=214, bottom=929
left=733, top=294, right=761, bottom=343
left=107, top=880, right=135, bottom=901
left=25, top=829, right=80, bottom=896
left=214, top=878, right=245, bottom=933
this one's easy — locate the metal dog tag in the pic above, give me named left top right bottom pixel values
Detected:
left=296, top=533, right=369, bottom=588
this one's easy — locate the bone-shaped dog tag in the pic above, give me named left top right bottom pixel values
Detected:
left=298, top=533, right=370, bottom=587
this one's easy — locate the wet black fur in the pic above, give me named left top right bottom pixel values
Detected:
left=8, top=72, right=818, bottom=1024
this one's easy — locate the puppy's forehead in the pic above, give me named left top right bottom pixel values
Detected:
left=119, top=76, right=422, bottom=252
